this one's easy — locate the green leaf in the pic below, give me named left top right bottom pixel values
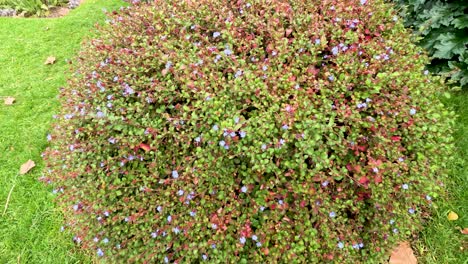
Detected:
left=452, top=16, right=468, bottom=29
left=433, top=32, right=468, bottom=59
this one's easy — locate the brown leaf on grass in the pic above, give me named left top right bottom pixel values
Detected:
left=44, top=56, right=56, bottom=65
left=19, top=160, right=35, bottom=175
left=389, top=242, right=417, bottom=264
left=461, top=228, right=468, bottom=235
left=4, top=97, right=15, bottom=105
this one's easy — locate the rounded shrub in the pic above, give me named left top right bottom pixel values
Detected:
left=43, top=0, right=455, bottom=262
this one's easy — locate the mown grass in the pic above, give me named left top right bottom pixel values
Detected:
left=0, top=1, right=124, bottom=263
left=0, top=1, right=466, bottom=263
left=413, top=90, right=468, bottom=264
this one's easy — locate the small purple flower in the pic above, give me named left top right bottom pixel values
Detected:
left=96, top=111, right=105, bottom=118
left=229, top=131, right=236, bottom=137
left=322, top=181, right=329, bottom=187
left=172, top=170, right=179, bottom=179
left=212, top=124, right=219, bottom=131
left=167, top=215, right=172, bottom=222
left=239, top=131, right=246, bottom=138
left=315, top=38, right=321, bottom=45
left=213, top=32, right=221, bottom=38
left=410, top=108, right=417, bottom=115
left=124, top=217, right=129, bottom=222
left=104, top=211, right=110, bottom=217
left=202, top=254, right=208, bottom=260
left=239, top=236, right=246, bottom=244
left=329, top=211, right=336, bottom=218
left=328, top=75, right=335, bottom=82
left=360, top=0, right=367, bottom=4
left=278, top=200, right=284, bottom=205
left=424, top=70, right=429, bottom=75
left=173, top=227, right=180, bottom=234
left=272, top=50, right=277, bottom=56
left=359, top=243, right=364, bottom=248
left=47, top=134, right=52, bottom=141
left=279, top=139, right=285, bottom=145
left=219, top=140, right=226, bottom=147
left=402, top=184, right=409, bottom=190
left=164, top=256, right=169, bottom=263
left=261, top=144, right=267, bottom=150
left=60, top=226, right=65, bottom=232
left=262, top=65, right=268, bottom=71
left=252, top=235, right=258, bottom=241
left=103, top=238, right=109, bottom=244
left=211, top=243, right=216, bottom=249
left=357, top=103, right=367, bottom=109
left=337, top=242, right=344, bottom=249
left=107, top=103, right=112, bottom=108
left=256, top=242, right=262, bottom=247
left=393, top=228, right=399, bottom=233
left=73, top=204, right=79, bottom=211
left=331, top=46, right=339, bottom=55
left=190, top=211, right=196, bottom=217
left=151, top=232, right=157, bottom=238
left=234, top=70, right=243, bottom=78
left=352, top=244, right=359, bottom=249
left=93, top=237, right=99, bottom=242
left=224, top=48, right=232, bottom=56
left=241, top=186, right=248, bottom=193
left=426, top=195, right=432, bottom=201
left=165, top=61, right=173, bottom=69
left=372, top=167, right=379, bottom=173
left=295, top=84, right=300, bottom=89
left=177, top=190, right=184, bottom=196
left=408, top=208, right=415, bottom=214
left=211, top=223, right=218, bottom=229
left=108, top=137, right=116, bottom=144
left=97, top=248, right=104, bottom=257
left=390, top=219, right=395, bottom=225
left=282, top=124, right=289, bottom=130
left=195, top=136, right=201, bottom=143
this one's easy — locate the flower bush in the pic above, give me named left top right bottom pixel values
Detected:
left=43, top=0, right=455, bottom=262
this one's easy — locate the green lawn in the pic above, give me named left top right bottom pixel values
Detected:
left=0, top=1, right=466, bottom=263
left=0, top=1, right=125, bottom=263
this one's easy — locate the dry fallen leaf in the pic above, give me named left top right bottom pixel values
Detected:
left=4, top=97, right=15, bottom=105
left=448, top=211, right=459, bottom=221
left=461, top=228, right=468, bottom=235
left=44, top=56, right=56, bottom=65
left=19, top=160, right=35, bottom=175
left=389, top=242, right=417, bottom=264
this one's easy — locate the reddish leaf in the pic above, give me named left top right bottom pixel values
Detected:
left=358, top=176, right=370, bottom=186
left=139, top=143, right=151, bottom=152
left=391, top=136, right=401, bottom=141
